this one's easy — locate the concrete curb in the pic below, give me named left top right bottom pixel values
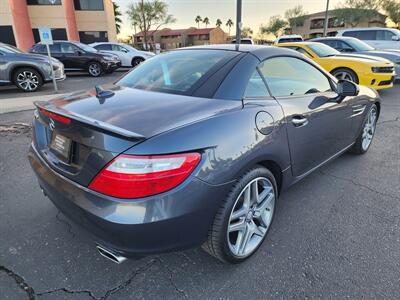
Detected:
left=0, top=93, right=67, bottom=114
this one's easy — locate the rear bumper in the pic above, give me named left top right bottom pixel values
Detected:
left=28, top=144, right=232, bottom=257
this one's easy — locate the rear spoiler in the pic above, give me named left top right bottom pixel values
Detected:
left=34, top=101, right=146, bottom=140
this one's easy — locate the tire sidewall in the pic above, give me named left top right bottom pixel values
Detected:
left=358, top=104, right=378, bottom=153
left=88, top=62, right=102, bottom=77
left=132, top=57, right=144, bottom=67
left=220, top=167, right=278, bottom=263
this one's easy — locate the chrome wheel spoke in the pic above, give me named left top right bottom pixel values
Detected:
left=229, top=218, right=246, bottom=233
left=361, top=107, right=377, bottom=151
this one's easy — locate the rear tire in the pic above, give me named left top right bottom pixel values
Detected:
left=331, top=68, right=359, bottom=84
left=350, top=104, right=378, bottom=154
left=202, top=166, right=277, bottom=263
left=131, top=57, right=144, bottom=67
left=13, top=67, right=43, bottom=92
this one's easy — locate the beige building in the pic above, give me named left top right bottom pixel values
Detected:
left=288, top=10, right=386, bottom=39
left=0, top=0, right=117, bottom=51
left=134, top=27, right=228, bottom=50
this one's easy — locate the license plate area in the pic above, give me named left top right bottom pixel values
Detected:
left=50, top=133, right=72, bottom=162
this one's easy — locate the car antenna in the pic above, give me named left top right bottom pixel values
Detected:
left=94, top=85, right=114, bottom=103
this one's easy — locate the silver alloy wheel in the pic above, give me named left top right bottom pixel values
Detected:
left=334, top=71, right=355, bottom=82
left=227, top=177, right=275, bottom=257
left=88, top=63, right=101, bottom=76
left=17, top=71, right=39, bottom=91
left=361, top=107, right=377, bottom=151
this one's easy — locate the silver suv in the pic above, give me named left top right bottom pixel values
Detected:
left=0, top=43, right=65, bottom=92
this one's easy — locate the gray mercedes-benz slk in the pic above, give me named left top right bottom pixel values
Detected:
left=28, top=45, right=380, bottom=264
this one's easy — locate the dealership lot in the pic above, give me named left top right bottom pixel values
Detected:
left=0, top=84, right=399, bottom=299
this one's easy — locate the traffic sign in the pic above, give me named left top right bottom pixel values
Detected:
left=38, top=27, right=53, bottom=45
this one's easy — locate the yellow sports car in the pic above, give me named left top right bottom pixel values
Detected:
left=276, top=42, right=395, bottom=90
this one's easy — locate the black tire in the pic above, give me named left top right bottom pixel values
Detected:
left=131, top=57, right=144, bottom=67
left=13, top=67, right=43, bottom=92
left=87, top=62, right=102, bottom=77
left=331, top=68, right=359, bottom=84
left=202, top=166, right=277, bottom=263
left=350, top=104, right=378, bottom=154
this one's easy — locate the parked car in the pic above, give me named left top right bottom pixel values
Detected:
left=276, top=42, right=395, bottom=90
left=231, top=38, right=254, bottom=44
left=0, top=43, right=65, bottom=92
left=337, top=27, right=400, bottom=50
left=29, top=41, right=121, bottom=77
left=310, top=37, right=400, bottom=80
left=90, top=42, right=155, bottom=67
left=274, top=35, right=303, bottom=44
left=29, top=45, right=380, bottom=264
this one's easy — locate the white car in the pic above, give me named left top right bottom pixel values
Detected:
left=231, top=38, right=254, bottom=44
left=337, top=28, right=400, bottom=50
left=274, top=35, right=303, bottom=44
left=90, top=42, right=155, bottom=67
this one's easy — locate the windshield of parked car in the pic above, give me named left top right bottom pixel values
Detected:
left=278, top=38, right=303, bottom=43
left=75, top=42, right=98, bottom=53
left=346, top=38, right=375, bottom=51
left=0, top=44, right=24, bottom=54
left=117, top=50, right=235, bottom=94
left=308, top=43, right=340, bottom=57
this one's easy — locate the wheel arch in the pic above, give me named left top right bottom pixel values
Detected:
left=255, top=160, right=283, bottom=195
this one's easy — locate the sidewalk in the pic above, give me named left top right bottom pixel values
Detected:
left=0, top=93, right=66, bottom=114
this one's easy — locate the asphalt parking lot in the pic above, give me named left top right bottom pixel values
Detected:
left=0, top=84, right=399, bottom=299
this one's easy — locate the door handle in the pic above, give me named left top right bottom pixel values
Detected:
left=292, top=116, right=308, bottom=127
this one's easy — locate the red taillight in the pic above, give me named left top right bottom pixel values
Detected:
left=88, top=153, right=201, bottom=199
left=39, top=108, right=71, bottom=125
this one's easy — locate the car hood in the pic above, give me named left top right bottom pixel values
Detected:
left=12, top=52, right=54, bottom=62
left=359, top=50, right=400, bottom=62
left=327, top=54, right=393, bottom=65
left=43, top=84, right=241, bottom=139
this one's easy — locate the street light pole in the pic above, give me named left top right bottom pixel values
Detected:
left=323, top=0, right=330, bottom=37
left=236, top=0, right=242, bottom=44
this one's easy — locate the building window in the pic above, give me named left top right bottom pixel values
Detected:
left=0, top=26, right=16, bottom=46
left=328, top=17, right=345, bottom=28
left=310, top=18, right=325, bottom=30
left=79, top=31, right=108, bottom=43
left=74, top=0, right=104, bottom=11
left=32, top=28, right=67, bottom=43
left=27, top=0, right=62, bottom=4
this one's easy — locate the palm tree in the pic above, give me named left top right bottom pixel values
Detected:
left=195, top=15, right=202, bottom=28
left=216, top=19, right=222, bottom=27
left=113, top=1, right=122, bottom=35
left=226, top=19, right=234, bottom=36
left=203, top=17, right=210, bottom=28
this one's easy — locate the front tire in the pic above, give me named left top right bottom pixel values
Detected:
left=131, top=57, right=144, bottom=67
left=331, top=68, right=359, bottom=83
left=87, top=62, right=102, bottom=77
left=13, top=68, right=43, bottom=92
left=202, top=166, right=277, bottom=263
left=350, top=104, right=378, bottom=154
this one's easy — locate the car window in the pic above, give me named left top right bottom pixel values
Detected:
left=258, top=57, right=332, bottom=97
left=376, top=30, right=395, bottom=41
left=32, top=44, right=46, bottom=53
left=244, top=70, right=269, bottom=98
left=60, top=43, right=78, bottom=53
left=345, top=30, right=376, bottom=40
left=95, top=44, right=112, bottom=51
left=49, top=43, right=61, bottom=53
left=111, top=44, right=123, bottom=51
left=117, top=50, right=236, bottom=95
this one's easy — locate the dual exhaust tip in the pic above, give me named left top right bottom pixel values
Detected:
left=96, top=244, right=127, bottom=264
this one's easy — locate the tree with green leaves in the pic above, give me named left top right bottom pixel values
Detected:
left=332, top=0, right=381, bottom=27
left=113, top=2, right=123, bottom=35
left=195, top=15, right=202, bottom=28
left=226, top=19, right=234, bottom=36
left=260, top=15, right=288, bottom=37
left=127, top=0, right=176, bottom=49
left=216, top=19, right=222, bottom=27
left=382, top=0, right=400, bottom=28
left=284, top=5, right=307, bottom=29
left=241, top=26, right=253, bottom=38
left=203, top=17, right=210, bottom=28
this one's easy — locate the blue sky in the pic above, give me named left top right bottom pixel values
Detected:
left=116, top=0, right=341, bottom=38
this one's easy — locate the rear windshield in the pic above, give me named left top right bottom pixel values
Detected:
left=278, top=38, right=303, bottom=43
left=117, top=49, right=234, bottom=95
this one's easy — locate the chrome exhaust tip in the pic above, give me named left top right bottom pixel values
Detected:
left=96, top=245, right=127, bottom=264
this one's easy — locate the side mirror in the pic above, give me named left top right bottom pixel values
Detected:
left=121, top=48, right=129, bottom=53
left=336, top=79, right=359, bottom=99
left=392, top=35, right=400, bottom=41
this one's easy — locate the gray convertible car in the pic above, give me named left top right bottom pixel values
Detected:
left=29, top=45, right=380, bottom=264
left=311, top=37, right=400, bottom=79
left=0, top=43, right=65, bottom=92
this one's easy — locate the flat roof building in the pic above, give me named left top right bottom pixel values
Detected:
left=0, top=0, right=117, bottom=51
